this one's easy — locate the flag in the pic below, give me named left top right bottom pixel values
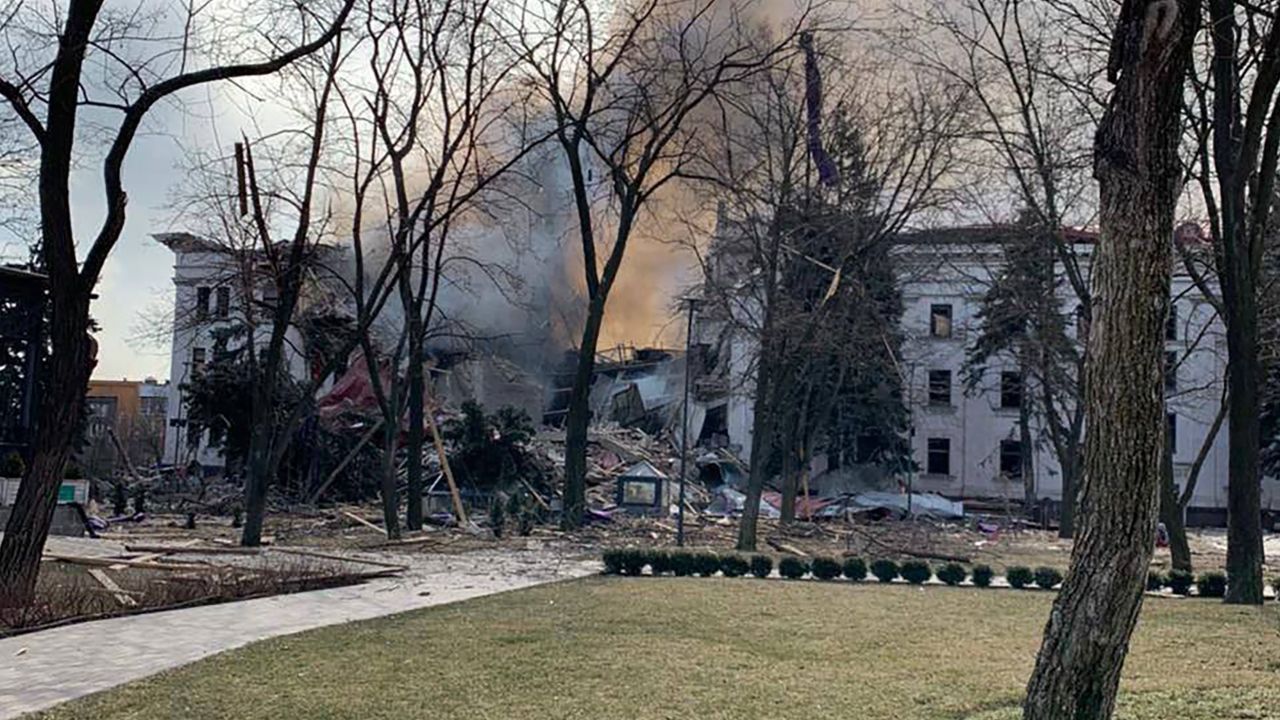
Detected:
left=801, top=31, right=838, bottom=187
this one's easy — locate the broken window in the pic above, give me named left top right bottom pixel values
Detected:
left=1166, top=302, right=1177, bottom=341
left=926, top=438, right=951, bottom=475
left=930, top=303, right=953, bottom=338
left=196, top=286, right=211, bottom=321
left=928, top=369, right=952, bottom=406
left=1000, top=371, right=1022, bottom=409
left=999, top=438, right=1022, bottom=480
left=1165, top=351, right=1177, bottom=392
left=216, top=286, right=231, bottom=318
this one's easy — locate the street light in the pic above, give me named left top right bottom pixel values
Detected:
left=677, top=296, right=699, bottom=547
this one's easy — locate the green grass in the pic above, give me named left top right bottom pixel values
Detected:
left=35, top=578, right=1280, bottom=720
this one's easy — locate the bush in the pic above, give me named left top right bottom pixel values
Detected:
left=1006, top=566, right=1034, bottom=589
left=649, top=551, right=673, bottom=576
left=719, top=555, right=750, bottom=578
left=971, top=564, right=994, bottom=588
left=602, top=549, right=625, bottom=575
left=900, top=560, right=932, bottom=585
left=670, top=551, right=696, bottom=577
left=1196, top=571, right=1227, bottom=598
left=1034, top=567, right=1063, bottom=590
left=620, top=549, right=647, bottom=576
left=0, top=451, right=24, bottom=478
left=936, top=563, right=967, bottom=586
left=842, top=557, right=868, bottom=582
left=811, top=556, right=842, bottom=581
left=1167, top=569, right=1194, bottom=596
left=1146, top=571, right=1166, bottom=591
left=870, top=559, right=899, bottom=583
left=778, top=556, right=810, bottom=580
left=749, top=555, right=773, bottom=579
left=692, top=552, right=721, bottom=577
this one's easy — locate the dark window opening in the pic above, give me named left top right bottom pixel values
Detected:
left=1167, top=413, right=1177, bottom=455
left=196, top=287, right=211, bottom=321
left=191, top=347, right=207, bottom=377
left=1000, top=438, right=1022, bottom=480
left=1000, top=371, right=1022, bottom=409
left=928, top=370, right=952, bottom=406
left=930, top=304, right=953, bottom=338
left=1165, top=351, right=1177, bottom=392
left=215, top=286, right=231, bottom=318
left=1166, top=302, right=1178, bottom=341
left=926, top=438, right=951, bottom=475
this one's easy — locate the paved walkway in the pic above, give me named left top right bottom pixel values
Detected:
left=0, top=547, right=598, bottom=719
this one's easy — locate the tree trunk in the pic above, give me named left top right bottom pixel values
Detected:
left=0, top=288, right=93, bottom=604
left=380, top=420, right=402, bottom=540
left=1023, top=2, right=1195, bottom=716
left=405, top=319, right=425, bottom=531
left=1223, top=317, right=1264, bottom=603
left=1019, top=365, right=1036, bottom=512
left=779, top=433, right=799, bottom=524
left=1160, top=443, right=1192, bottom=572
left=561, top=296, right=605, bottom=530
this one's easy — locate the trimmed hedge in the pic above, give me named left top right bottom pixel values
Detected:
left=870, top=559, right=899, bottom=583
left=811, top=556, right=842, bottom=581
left=936, top=563, right=967, bottom=586
left=602, top=549, right=625, bottom=575
left=842, top=557, right=868, bottom=582
left=971, top=564, right=994, bottom=588
left=1006, top=566, right=1034, bottom=589
left=649, top=551, right=672, bottom=576
left=720, top=554, right=750, bottom=578
left=693, top=552, right=721, bottom=577
left=1033, top=567, right=1063, bottom=590
left=750, top=555, right=773, bottom=579
left=670, top=551, right=696, bottom=577
left=1167, top=569, right=1194, bottom=596
left=1146, top=571, right=1165, bottom=591
left=1196, top=571, right=1227, bottom=598
left=900, top=560, right=931, bottom=585
left=778, top=556, right=810, bottom=580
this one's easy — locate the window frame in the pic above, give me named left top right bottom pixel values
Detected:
left=926, top=437, right=951, bottom=476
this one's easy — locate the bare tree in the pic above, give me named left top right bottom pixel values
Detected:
left=0, top=0, right=355, bottom=602
left=507, top=0, right=818, bottom=529
left=1022, top=0, right=1197, bottom=716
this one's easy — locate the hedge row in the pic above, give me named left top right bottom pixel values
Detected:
left=602, top=550, right=1056, bottom=590
left=1146, top=569, right=1242, bottom=598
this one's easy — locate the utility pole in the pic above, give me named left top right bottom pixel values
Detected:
left=677, top=297, right=698, bottom=547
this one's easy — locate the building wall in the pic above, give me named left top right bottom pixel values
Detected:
left=84, top=378, right=169, bottom=475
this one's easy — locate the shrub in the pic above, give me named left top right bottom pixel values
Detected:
left=900, top=560, right=932, bottom=585
left=720, top=555, right=750, bottom=578
left=649, top=551, right=672, bottom=576
left=0, top=451, right=24, bottom=478
left=1006, top=566, right=1034, bottom=589
left=670, top=551, right=696, bottom=577
left=936, top=563, right=967, bottom=586
left=693, top=552, right=721, bottom=577
left=620, top=549, right=647, bottom=576
left=1167, top=569, right=1194, bottom=596
left=811, top=556, right=842, bottom=581
left=870, top=559, right=899, bottom=583
left=749, top=555, right=773, bottom=579
left=778, top=556, right=810, bottom=580
left=1146, top=571, right=1166, bottom=591
left=488, top=498, right=505, bottom=539
left=1196, top=571, right=1227, bottom=598
left=842, top=557, right=868, bottom=582
left=971, top=564, right=994, bottom=588
left=602, top=549, right=625, bottom=575
left=1034, top=567, right=1063, bottom=590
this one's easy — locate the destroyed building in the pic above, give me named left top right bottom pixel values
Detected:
left=688, top=220, right=1278, bottom=526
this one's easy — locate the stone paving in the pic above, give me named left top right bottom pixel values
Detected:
left=0, top=546, right=598, bottom=719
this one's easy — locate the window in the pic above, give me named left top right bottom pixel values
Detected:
left=1167, top=413, right=1177, bottom=455
left=191, top=347, right=207, bottom=377
left=1165, top=351, right=1177, bottom=392
left=926, top=438, right=951, bottom=475
left=215, top=286, right=231, bottom=318
left=930, top=304, right=953, bottom=338
left=928, top=370, right=952, bottom=406
left=1000, top=371, right=1023, bottom=409
left=1000, top=439, right=1023, bottom=480
left=196, top=287, right=211, bottom=320
left=1166, top=302, right=1178, bottom=341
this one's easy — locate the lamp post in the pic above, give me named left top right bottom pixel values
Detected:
left=677, top=297, right=698, bottom=547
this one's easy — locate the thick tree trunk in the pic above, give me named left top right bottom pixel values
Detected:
left=1058, top=449, right=1077, bottom=539
left=562, top=297, right=605, bottom=530
left=0, top=289, right=93, bottom=604
left=405, top=320, right=425, bottom=531
left=380, top=420, right=402, bottom=540
left=240, top=428, right=273, bottom=547
left=1023, top=2, right=1195, bottom=716
left=1223, top=318, right=1264, bottom=603
left=779, top=435, right=799, bottom=524
left=1160, top=444, right=1192, bottom=572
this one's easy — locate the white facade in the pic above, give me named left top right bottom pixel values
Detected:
left=693, top=225, right=1280, bottom=518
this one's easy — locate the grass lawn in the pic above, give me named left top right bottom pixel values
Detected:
left=35, top=578, right=1280, bottom=720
